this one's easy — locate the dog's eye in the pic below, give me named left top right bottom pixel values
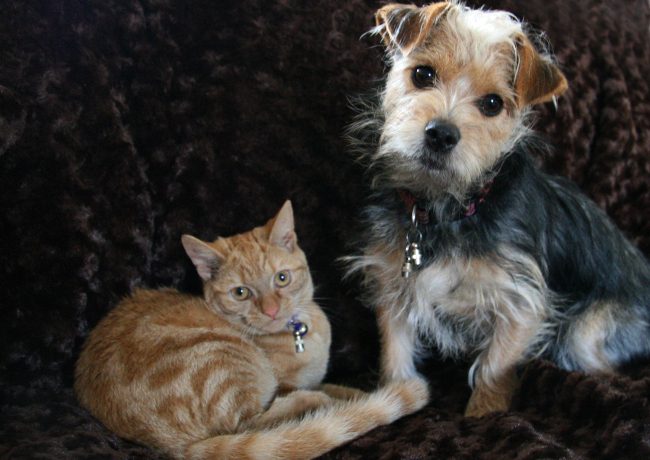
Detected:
left=477, top=94, right=504, bottom=117
left=412, top=66, right=437, bottom=88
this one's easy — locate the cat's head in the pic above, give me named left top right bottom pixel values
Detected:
left=181, top=201, right=314, bottom=334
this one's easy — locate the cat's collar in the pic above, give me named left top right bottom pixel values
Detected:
left=287, top=317, right=309, bottom=353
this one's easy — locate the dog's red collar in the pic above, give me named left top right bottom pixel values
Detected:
left=397, top=181, right=493, bottom=225
left=397, top=189, right=431, bottom=224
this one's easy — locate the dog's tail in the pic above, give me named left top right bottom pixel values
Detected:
left=185, top=377, right=429, bottom=460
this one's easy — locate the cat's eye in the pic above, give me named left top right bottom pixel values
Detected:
left=477, top=94, right=504, bottom=117
left=412, top=66, right=437, bottom=88
left=231, top=286, right=252, bottom=301
left=274, top=270, right=292, bottom=288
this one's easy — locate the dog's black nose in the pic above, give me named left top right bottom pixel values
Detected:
left=425, top=120, right=461, bottom=153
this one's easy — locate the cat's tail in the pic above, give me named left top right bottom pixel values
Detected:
left=185, top=377, right=429, bottom=460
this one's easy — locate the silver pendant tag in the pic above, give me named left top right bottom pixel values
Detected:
left=402, top=260, right=413, bottom=278
left=402, top=206, right=424, bottom=279
left=408, top=242, right=422, bottom=266
left=288, top=319, right=309, bottom=353
left=293, top=334, right=305, bottom=353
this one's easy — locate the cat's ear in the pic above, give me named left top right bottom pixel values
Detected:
left=181, top=235, right=223, bottom=281
left=268, top=200, right=297, bottom=252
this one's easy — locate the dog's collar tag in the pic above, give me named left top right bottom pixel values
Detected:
left=402, top=205, right=424, bottom=278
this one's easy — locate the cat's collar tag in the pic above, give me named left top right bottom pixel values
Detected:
left=287, top=318, right=309, bottom=353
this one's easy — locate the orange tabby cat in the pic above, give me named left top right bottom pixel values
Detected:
left=75, top=201, right=429, bottom=460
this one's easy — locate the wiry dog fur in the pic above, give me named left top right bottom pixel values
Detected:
left=347, top=1, right=650, bottom=417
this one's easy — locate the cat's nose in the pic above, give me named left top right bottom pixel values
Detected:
left=261, top=298, right=280, bottom=320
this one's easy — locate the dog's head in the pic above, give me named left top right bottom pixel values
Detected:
left=372, top=1, right=567, bottom=197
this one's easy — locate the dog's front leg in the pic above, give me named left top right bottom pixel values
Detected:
left=377, top=305, right=419, bottom=382
left=464, top=314, right=541, bottom=417
left=465, top=364, right=518, bottom=418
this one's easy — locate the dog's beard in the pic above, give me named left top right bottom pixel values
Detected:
left=419, top=147, right=448, bottom=172
left=373, top=144, right=472, bottom=201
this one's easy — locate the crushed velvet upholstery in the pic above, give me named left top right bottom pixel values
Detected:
left=2, top=0, right=649, bottom=458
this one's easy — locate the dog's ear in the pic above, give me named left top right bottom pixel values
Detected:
left=514, top=35, right=568, bottom=107
left=375, top=2, right=450, bottom=56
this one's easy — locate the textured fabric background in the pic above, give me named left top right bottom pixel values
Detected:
left=1, top=0, right=649, bottom=458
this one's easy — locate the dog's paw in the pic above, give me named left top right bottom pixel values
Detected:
left=381, top=375, right=430, bottom=413
left=380, top=368, right=424, bottom=386
left=401, top=376, right=431, bottom=412
left=464, top=385, right=510, bottom=418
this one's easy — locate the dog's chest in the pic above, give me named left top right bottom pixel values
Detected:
left=361, top=239, right=530, bottom=353
left=412, top=258, right=502, bottom=313
left=405, top=256, right=512, bottom=353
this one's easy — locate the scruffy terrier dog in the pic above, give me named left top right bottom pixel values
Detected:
left=348, top=1, right=650, bottom=417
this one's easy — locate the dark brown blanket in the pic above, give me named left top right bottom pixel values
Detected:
left=2, top=1, right=649, bottom=458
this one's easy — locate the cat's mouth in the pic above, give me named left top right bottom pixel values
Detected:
left=241, top=313, right=293, bottom=334
left=264, top=315, right=294, bottom=333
